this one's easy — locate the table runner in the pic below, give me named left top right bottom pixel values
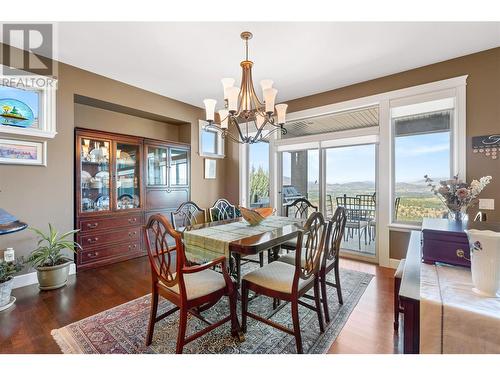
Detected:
left=420, top=263, right=500, bottom=353
left=183, top=216, right=301, bottom=263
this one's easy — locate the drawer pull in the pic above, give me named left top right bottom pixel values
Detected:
left=128, top=231, right=137, bottom=237
left=87, top=237, right=99, bottom=244
left=87, top=223, right=99, bottom=229
left=128, top=218, right=137, bottom=224
left=128, top=244, right=138, bottom=250
left=87, top=251, right=99, bottom=258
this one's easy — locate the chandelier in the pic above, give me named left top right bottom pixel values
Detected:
left=203, top=31, right=288, bottom=144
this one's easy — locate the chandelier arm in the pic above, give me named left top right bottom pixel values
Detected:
left=222, top=129, right=246, bottom=144
left=229, top=116, right=247, bottom=143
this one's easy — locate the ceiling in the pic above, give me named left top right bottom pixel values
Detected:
left=4, top=22, right=500, bottom=109
left=284, top=106, right=378, bottom=138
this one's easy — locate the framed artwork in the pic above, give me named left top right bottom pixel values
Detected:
left=0, top=138, right=47, bottom=166
left=204, top=158, right=216, bottom=179
left=0, top=66, right=57, bottom=138
left=199, top=120, right=225, bottom=158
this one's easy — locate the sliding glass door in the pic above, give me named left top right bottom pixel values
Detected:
left=325, top=144, right=377, bottom=257
left=280, top=149, right=319, bottom=214
left=278, top=141, right=378, bottom=259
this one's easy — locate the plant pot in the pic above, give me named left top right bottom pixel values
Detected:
left=465, top=229, right=500, bottom=297
left=0, top=277, right=14, bottom=307
left=36, top=260, right=72, bottom=290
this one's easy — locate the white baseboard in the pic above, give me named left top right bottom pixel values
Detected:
left=12, top=263, right=76, bottom=289
left=388, top=258, right=401, bottom=269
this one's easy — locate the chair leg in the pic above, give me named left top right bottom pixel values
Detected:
left=314, top=278, right=324, bottom=333
left=320, top=272, right=330, bottom=323
left=241, top=280, right=249, bottom=334
left=145, top=288, right=159, bottom=346
left=334, top=262, right=343, bottom=305
left=291, top=299, right=303, bottom=354
left=176, top=307, right=188, bottom=354
left=259, top=252, right=264, bottom=267
left=228, top=287, right=239, bottom=337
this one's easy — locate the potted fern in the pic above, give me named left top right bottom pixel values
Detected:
left=0, top=258, right=23, bottom=310
left=27, top=224, right=81, bottom=290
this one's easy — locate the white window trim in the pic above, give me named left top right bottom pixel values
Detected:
left=270, top=75, right=467, bottom=268
left=198, top=120, right=225, bottom=158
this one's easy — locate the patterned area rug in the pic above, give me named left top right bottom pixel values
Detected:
left=52, top=268, right=373, bottom=354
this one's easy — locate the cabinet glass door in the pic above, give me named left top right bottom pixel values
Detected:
left=146, top=145, right=168, bottom=186
left=80, top=137, right=111, bottom=213
left=169, top=148, right=188, bottom=187
left=115, top=143, right=141, bottom=210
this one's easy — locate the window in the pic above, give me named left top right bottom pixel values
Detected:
left=248, top=141, right=270, bottom=208
left=392, top=102, right=453, bottom=224
left=199, top=120, right=224, bottom=158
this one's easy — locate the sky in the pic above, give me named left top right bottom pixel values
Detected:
left=0, top=86, right=39, bottom=117
left=249, top=131, right=450, bottom=184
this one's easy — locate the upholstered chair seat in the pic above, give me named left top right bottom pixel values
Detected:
left=159, top=269, right=227, bottom=301
left=278, top=251, right=307, bottom=268
left=242, top=261, right=314, bottom=294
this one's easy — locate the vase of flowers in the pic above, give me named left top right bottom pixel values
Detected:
left=424, top=175, right=492, bottom=221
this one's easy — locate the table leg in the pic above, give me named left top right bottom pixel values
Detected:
left=234, top=252, right=242, bottom=290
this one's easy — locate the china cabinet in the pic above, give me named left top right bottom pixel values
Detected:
left=75, top=128, right=190, bottom=270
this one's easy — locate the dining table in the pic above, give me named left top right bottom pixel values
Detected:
left=179, top=215, right=304, bottom=289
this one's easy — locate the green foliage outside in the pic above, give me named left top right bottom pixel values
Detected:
left=249, top=166, right=269, bottom=204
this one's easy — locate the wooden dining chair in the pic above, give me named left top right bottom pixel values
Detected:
left=319, top=207, right=347, bottom=322
left=208, top=198, right=239, bottom=222
left=281, top=198, right=318, bottom=252
left=171, top=201, right=206, bottom=230
left=144, top=214, right=240, bottom=353
left=208, top=198, right=264, bottom=283
left=241, top=212, right=327, bottom=354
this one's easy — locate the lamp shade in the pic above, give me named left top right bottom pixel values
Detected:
left=263, top=88, right=278, bottom=113
left=221, top=78, right=235, bottom=99
left=219, top=109, right=229, bottom=129
left=275, top=103, right=288, bottom=124
left=203, top=99, right=217, bottom=121
left=226, top=86, right=240, bottom=112
left=260, top=79, right=274, bottom=91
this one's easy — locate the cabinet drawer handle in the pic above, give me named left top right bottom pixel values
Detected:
left=128, top=231, right=137, bottom=237
left=87, top=223, right=99, bottom=229
left=87, top=251, right=99, bottom=258
left=87, top=237, right=99, bottom=244
left=128, top=244, right=138, bottom=250
left=128, top=218, right=137, bottom=224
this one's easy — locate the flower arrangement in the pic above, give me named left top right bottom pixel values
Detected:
left=424, top=174, right=492, bottom=220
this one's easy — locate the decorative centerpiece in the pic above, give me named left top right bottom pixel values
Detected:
left=0, top=258, right=23, bottom=311
left=27, top=224, right=81, bottom=290
left=239, top=206, right=275, bottom=226
left=424, top=175, right=492, bottom=221
left=465, top=229, right=500, bottom=297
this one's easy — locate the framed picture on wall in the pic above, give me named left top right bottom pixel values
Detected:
left=0, top=138, right=47, bottom=166
left=204, top=158, right=216, bottom=179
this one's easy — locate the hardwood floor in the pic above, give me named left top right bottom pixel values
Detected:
left=0, top=256, right=401, bottom=354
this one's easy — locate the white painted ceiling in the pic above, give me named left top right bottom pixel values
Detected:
left=7, top=22, right=500, bottom=108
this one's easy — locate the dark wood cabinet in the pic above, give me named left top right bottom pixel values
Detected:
left=75, top=128, right=190, bottom=270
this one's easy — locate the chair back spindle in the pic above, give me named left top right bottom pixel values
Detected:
left=285, top=198, right=318, bottom=219
left=323, top=207, right=347, bottom=265
left=144, top=215, right=184, bottom=288
left=209, top=198, right=238, bottom=222
left=295, top=212, right=326, bottom=282
left=171, top=201, right=206, bottom=230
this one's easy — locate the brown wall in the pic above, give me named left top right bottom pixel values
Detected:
left=0, top=55, right=226, bottom=262
left=74, top=103, right=183, bottom=141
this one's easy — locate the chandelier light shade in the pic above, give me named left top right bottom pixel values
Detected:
left=203, top=31, right=288, bottom=144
